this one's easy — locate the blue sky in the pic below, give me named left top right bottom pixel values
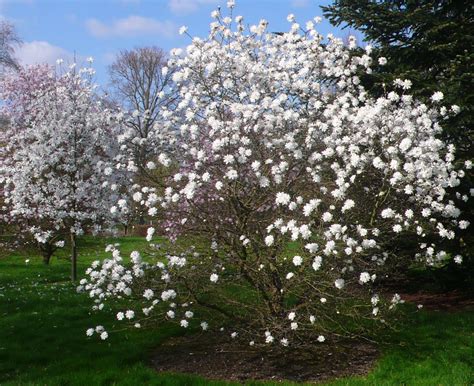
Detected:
left=2, top=0, right=359, bottom=86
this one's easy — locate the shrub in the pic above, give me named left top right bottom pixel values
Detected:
left=82, top=5, right=469, bottom=347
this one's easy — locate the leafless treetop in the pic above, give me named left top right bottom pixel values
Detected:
left=0, top=21, right=21, bottom=71
left=108, top=46, right=176, bottom=138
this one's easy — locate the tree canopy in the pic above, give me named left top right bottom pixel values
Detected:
left=322, top=0, right=473, bottom=155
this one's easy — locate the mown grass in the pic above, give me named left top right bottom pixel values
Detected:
left=0, top=236, right=473, bottom=385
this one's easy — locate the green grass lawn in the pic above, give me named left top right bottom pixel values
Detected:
left=0, top=236, right=473, bottom=385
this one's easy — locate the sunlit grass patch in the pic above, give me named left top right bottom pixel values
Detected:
left=0, top=236, right=472, bottom=385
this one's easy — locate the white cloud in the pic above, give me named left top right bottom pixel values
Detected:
left=291, top=0, right=310, bottom=7
left=0, top=0, right=34, bottom=11
left=102, top=51, right=117, bottom=65
left=15, top=40, right=75, bottom=66
left=65, top=13, right=78, bottom=23
left=168, top=0, right=218, bottom=15
left=85, top=16, right=177, bottom=38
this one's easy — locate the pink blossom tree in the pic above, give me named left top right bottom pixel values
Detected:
left=0, top=65, right=60, bottom=259
left=0, top=64, right=123, bottom=278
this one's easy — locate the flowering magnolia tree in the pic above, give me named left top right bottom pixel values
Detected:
left=0, top=65, right=67, bottom=259
left=82, top=6, right=469, bottom=346
left=0, top=64, right=123, bottom=276
left=102, top=108, right=177, bottom=236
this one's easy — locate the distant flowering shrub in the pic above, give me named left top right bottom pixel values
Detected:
left=82, top=4, right=469, bottom=346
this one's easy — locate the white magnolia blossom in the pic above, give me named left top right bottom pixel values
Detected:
left=359, top=272, right=371, bottom=284
left=292, top=255, right=303, bottom=266
left=335, top=279, right=345, bottom=289
left=264, top=235, right=274, bottom=246
left=81, top=5, right=468, bottom=346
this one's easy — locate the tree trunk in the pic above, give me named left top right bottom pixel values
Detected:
left=39, top=241, right=54, bottom=265
left=70, top=232, right=77, bottom=281
left=42, top=253, right=52, bottom=265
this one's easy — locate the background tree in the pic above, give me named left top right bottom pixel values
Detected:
left=108, top=47, right=178, bottom=234
left=0, top=65, right=122, bottom=277
left=0, top=65, right=57, bottom=259
left=0, top=20, right=21, bottom=71
left=322, top=0, right=474, bottom=285
left=109, top=47, right=177, bottom=174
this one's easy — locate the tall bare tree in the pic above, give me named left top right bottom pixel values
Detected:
left=109, top=46, right=176, bottom=139
left=108, top=47, right=178, bottom=232
left=0, top=21, right=21, bottom=71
